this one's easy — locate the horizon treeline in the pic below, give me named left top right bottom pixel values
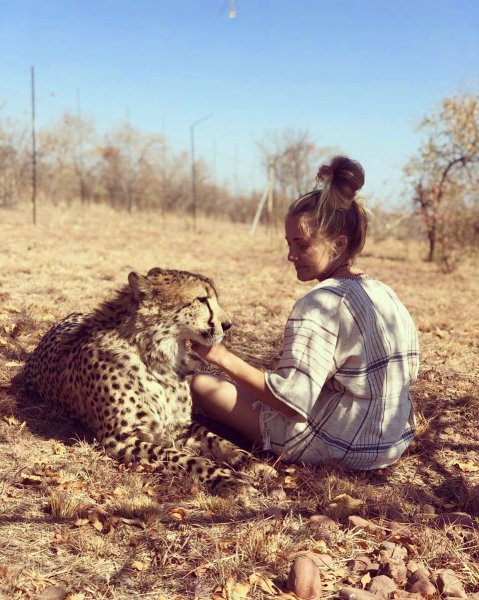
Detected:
left=2, top=89, right=479, bottom=273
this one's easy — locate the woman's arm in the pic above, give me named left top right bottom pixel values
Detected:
left=191, top=342, right=301, bottom=419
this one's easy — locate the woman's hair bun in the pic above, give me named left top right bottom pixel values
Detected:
left=288, top=155, right=368, bottom=260
left=317, top=156, right=365, bottom=203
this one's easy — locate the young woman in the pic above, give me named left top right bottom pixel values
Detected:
left=191, top=156, right=419, bottom=471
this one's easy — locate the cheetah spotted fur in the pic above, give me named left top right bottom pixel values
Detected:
left=24, top=267, right=272, bottom=495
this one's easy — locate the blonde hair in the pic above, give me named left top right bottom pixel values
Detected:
left=287, top=156, right=368, bottom=262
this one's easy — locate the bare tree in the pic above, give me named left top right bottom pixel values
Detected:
left=404, top=92, right=479, bottom=266
left=0, top=112, right=29, bottom=206
left=98, top=124, right=164, bottom=211
left=98, top=124, right=194, bottom=213
left=39, top=112, right=98, bottom=205
left=257, top=128, right=338, bottom=220
left=1, top=106, right=292, bottom=223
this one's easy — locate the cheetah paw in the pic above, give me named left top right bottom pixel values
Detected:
left=246, top=460, right=278, bottom=479
left=208, top=468, right=256, bottom=497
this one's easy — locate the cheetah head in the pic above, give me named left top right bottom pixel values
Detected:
left=128, top=268, right=232, bottom=346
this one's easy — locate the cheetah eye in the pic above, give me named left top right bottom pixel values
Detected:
left=197, top=297, right=208, bottom=304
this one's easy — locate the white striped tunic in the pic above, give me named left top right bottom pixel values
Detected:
left=263, top=276, right=419, bottom=470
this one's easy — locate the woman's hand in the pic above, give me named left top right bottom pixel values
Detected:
left=191, top=340, right=301, bottom=419
left=191, top=341, right=230, bottom=368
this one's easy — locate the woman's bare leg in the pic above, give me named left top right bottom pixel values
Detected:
left=190, top=374, right=262, bottom=445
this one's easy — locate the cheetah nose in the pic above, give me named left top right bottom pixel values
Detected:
left=221, top=321, right=232, bottom=332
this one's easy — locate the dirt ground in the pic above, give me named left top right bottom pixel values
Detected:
left=0, top=204, right=478, bottom=600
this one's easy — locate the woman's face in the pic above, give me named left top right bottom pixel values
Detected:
left=285, top=214, right=334, bottom=282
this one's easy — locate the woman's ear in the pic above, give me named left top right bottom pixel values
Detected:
left=333, top=235, right=348, bottom=257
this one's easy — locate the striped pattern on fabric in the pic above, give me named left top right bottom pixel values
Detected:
left=264, top=277, right=419, bottom=470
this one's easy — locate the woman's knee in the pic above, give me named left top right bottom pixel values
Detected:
left=190, top=374, right=232, bottom=407
left=191, top=374, right=220, bottom=396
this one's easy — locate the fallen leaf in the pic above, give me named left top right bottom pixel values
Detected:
left=129, top=534, right=141, bottom=547
left=41, top=314, right=56, bottom=323
left=277, top=467, right=299, bottom=490
left=333, top=568, right=347, bottom=578
left=194, top=561, right=213, bottom=578
left=387, top=532, right=417, bottom=555
left=283, top=475, right=298, bottom=489
left=131, top=560, right=148, bottom=571
left=225, top=576, right=250, bottom=599
left=86, top=510, right=114, bottom=534
left=55, top=475, right=81, bottom=490
left=250, top=573, right=279, bottom=595
left=0, top=565, right=10, bottom=578
left=25, top=570, right=55, bottom=591
left=91, top=517, right=103, bottom=532
left=52, top=442, right=66, bottom=456
left=21, top=473, right=44, bottom=485
left=190, top=483, right=201, bottom=495
left=455, top=461, right=479, bottom=472
left=142, top=483, right=156, bottom=497
left=328, top=494, right=364, bottom=519
left=43, top=466, right=59, bottom=478
left=3, top=323, right=17, bottom=336
left=313, top=539, right=329, bottom=552
left=52, top=532, right=71, bottom=544
left=168, top=507, right=188, bottom=521
left=361, top=572, right=372, bottom=588
left=2, top=305, right=21, bottom=314
left=120, top=517, right=145, bottom=529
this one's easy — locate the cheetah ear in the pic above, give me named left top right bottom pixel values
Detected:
left=146, top=267, right=164, bottom=277
left=128, top=272, right=153, bottom=301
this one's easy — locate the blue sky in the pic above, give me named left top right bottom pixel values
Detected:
left=1, top=0, right=478, bottom=206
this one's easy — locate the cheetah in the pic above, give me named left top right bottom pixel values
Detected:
left=24, top=267, right=271, bottom=495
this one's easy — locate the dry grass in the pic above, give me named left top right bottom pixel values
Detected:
left=0, top=204, right=478, bottom=599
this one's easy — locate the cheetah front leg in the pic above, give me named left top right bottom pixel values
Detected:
left=188, top=422, right=277, bottom=479
left=103, top=434, right=255, bottom=497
